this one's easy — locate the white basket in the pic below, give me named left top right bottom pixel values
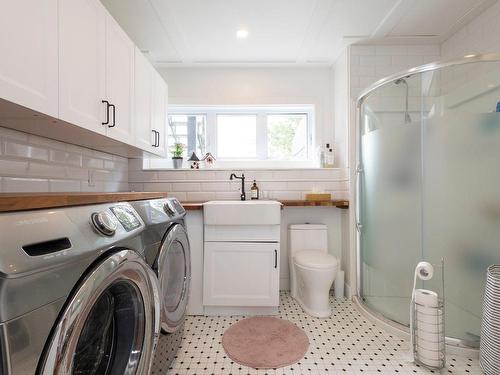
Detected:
left=480, top=265, right=500, bottom=375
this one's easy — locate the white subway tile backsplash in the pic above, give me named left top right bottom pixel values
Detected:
left=143, top=182, right=172, bottom=191
left=49, top=179, right=81, bottom=192
left=129, top=182, right=144, bottom=191
left=50, top=149, right=82, bottom=167
left=0, top=159, right=28, bottom=175
left=0, top=127, right=128, bottom=193
left=28, top=162, right=66, bottom=178
left=3, top=177, right=49, bottom=192
left=83, top=157, right=104, bottom=169
left=200, top=182, right=230, bottom=192
left=171, top=182, right=201, bottom=192
left=4, top=141, right=49, bottom=161
left=157, top=171, right=186, bottom=181
left=186, top=192, right=216, bottom=201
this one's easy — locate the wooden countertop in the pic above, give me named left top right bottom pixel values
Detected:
left=0, top=192, right=168, bottom=213
left=182, top=199, right=349, bottom=210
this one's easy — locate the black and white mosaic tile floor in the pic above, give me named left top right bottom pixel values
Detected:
left=166, top=292, right=481, bottom=375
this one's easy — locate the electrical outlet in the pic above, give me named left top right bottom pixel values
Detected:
left=88, top=170, right=95, bottom=187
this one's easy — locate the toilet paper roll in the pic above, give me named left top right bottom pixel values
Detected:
left=415, top=262, right=434, bottom=281
left=414, top=289, right=439, bottom=307
left=416, top=347, right=442, bottom=368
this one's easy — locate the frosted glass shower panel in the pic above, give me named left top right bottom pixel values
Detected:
left=360, top=75, right=423, bottom=325
left=421, top=64, right=500, bottom=345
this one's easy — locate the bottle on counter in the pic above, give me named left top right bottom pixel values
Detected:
left=251, top=180, right=259, bottom=200
left=325, top=145, right=335, bottom=168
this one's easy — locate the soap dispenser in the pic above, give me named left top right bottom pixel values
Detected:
left=251, top=180, right=259, bottom=200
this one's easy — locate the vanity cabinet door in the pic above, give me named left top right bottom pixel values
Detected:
left=203, top=242, right=279, bottom=306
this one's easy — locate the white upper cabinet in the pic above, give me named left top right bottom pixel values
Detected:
left=0, top=0, right=58, bottom=117
left=134, top=48, right=155, bottom=153
left=0, top=0, right=168, bottom=157
left=58, top=0, right=106, bottom=134
left=151, top=70, right=168, bottom=156
left=104, top=14, right=134, bottom=144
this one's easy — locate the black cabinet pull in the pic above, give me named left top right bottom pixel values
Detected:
left=102, top=100, right=110, bottom=125
left=152, top=130, right=158, bottom=147
left=274, top=249, right=277, bottom=268
left=109, top=103, right=116, bottom=128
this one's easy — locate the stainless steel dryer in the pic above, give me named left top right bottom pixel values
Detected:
left=0, top=202, right=160, bottom=375
left=129, top=198, right=191, bottom=374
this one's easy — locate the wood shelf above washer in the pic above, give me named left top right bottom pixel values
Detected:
left=0, top=192, right=169, bottom=212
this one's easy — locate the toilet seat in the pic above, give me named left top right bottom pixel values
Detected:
left=294, top=250, right=338, bottom=269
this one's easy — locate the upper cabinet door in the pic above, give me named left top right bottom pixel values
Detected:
left=59, top=0, right=106, bottom=134
left=0, top=0, right=58, bottom=117
left=105, top=14, right=134, bottom=144
left=151, top=70, right=168, bottom=156
left=134, top=48, right=155, bottom=153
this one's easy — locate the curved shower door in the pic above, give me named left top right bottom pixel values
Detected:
left=359, top=74, right=423, bottom=326
left=358, top=56, right=500, bottom=347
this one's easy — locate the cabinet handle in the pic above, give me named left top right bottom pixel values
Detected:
left=151, top=130, right=158, bottom=147
left=274, top=249, right=277, bottom=268
left=102, top=100, right=110, bottom=125
left=156, top=131, right=160, bottom=147
left=109, top=103, right=116, bottom=128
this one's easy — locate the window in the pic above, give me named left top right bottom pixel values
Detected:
left=167, top=114, right=206, bottom=158
left=217, top=115, right=257, bottom=158
left=160, top=105, right=314, bottom=169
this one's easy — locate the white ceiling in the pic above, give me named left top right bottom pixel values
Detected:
left=101, top=0, right=497, bottom=67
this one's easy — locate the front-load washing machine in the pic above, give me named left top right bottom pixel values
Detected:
left=0, top=202, right=160, bottom=375
left=130, top=198, right=191, bottom=374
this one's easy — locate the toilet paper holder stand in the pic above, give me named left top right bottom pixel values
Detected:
left=410, top=259, right=446, bottom=370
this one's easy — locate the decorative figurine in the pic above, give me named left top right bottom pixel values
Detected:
left=202, top=152, right=216, bottom=168
left=188, top=152, right=200, bottom=169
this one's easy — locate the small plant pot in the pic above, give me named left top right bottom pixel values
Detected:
left=172, top=157, right=183, bottom=169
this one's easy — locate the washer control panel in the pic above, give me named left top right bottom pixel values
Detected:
left=91, top=211, right=117, bottom=236
left=163, top=200, right=177, bottom=217
left=110, top=205, right=142, bottom=232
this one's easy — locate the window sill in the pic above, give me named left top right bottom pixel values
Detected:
left=143, top=159, right=336, bottom=170
left=141, top=166, right=342, bottom=171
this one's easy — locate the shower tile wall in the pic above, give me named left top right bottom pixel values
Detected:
left=441, top=0, right=500, bottom=59
left=0, top=126, right=129, bottom=192
left=349, top=44, right=441, bottom=99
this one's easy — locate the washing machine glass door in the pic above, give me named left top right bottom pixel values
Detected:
left=38, top=250, right=160, bottom=375
left=156, top=223, right=191, bottom=333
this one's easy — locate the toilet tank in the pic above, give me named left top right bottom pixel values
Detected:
left=288, top=224, right=328, bottom=257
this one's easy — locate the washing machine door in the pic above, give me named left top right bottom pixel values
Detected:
left=38, top=249, right=160, bottom=375
left=156, top=223, right=191, bottom=333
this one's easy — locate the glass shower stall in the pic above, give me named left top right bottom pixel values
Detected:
left=356, top=54, right=500, bottom=348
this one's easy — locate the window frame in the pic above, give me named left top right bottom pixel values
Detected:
left=166, top=105, right=315, bottom=169
left=143, top=104, right=319, bottom=170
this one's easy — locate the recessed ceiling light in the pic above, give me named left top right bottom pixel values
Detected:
left=236, top=29, right=249, bottom=39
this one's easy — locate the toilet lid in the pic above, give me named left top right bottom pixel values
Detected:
left=294, top=250, right=338, bottom=269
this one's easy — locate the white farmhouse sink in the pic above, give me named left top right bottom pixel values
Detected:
left=203, top=200, right=281, bottom=226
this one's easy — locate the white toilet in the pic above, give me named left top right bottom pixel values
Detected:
left=289, top=224, right=339, bottom=318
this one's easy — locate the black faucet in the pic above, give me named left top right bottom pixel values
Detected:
left=230, top=173, right=246, bottom=201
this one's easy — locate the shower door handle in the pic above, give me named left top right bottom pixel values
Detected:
left=355, top=164, right=363, bottom=233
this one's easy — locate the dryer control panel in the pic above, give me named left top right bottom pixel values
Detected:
left=110, top=205, right=142, bottom=232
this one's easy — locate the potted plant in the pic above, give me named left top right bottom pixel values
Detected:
left=171, top=143, right=185, bottom=169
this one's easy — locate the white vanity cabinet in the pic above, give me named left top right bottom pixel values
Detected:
left=204, top=242, right=279, bottom=306
left=202, top=201, right=281, bottom=315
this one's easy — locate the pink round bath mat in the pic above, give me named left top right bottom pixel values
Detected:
left=222, top=316, right=309, bottom=369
